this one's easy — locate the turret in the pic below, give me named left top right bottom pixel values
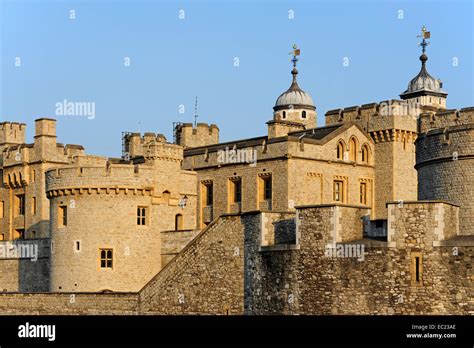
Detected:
left=268, top=45, right=317, bottom=138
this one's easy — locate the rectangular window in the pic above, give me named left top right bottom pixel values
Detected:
left=333, top=180, right=344, bottom=202
left=205, top=183, right=213, bottom=206
left=75, top=241, right=81, bottom=252
left=16, top=194, right=25, bottom=216
left=263, top=176, right=272, bottom=200
left=0, top=201, right=3, bottom=218
left=231, top=178, right=242, bottom=203
left=359, top=183, right=367, bottom=205
left=31, top=169, right=36, bottom=183
left=137, top=206, right=147, bottom=225
left=59, top=205, right=67, bottom=227
left=411, top=252, right=423, bottom=286
left=0, top=233, right=4, bottom=241
left=32, top=197, right=37, bottom=215
left=100, top=249, right=113, bottom=269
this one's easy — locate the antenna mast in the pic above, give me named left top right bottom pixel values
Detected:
left=194, top=96, right=198, bottom=128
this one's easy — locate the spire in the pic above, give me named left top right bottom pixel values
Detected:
left=274, top=44, right=315, bottom=110
left=289, top=44, right=302, bottom=92
left=399, top=26, right=447, bottom=106
left=417, top=25, right=430, bottom=69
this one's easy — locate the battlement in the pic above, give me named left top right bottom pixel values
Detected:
left=45, top=164, right=156, bottom=195
left=124, top=132, right=183, bottom=161
left=0, top=122, right=26, bottom=145
left=418, top=107, right=474, bottom=134
left=387, top=201, right=460, bottom=247
left=174, top=122, right=219, bottom=148
left=325, top=100, right=420, bottom=133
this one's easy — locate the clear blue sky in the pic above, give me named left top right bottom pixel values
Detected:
left=1, top=0, right=473, bottom=157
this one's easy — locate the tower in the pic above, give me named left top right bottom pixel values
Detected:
left=268, top=45, right=316, bottom=138
left=399, top=26, right=447, bottom=110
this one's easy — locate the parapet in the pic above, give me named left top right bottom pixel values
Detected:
left=325, top=100, right=419, bottom=133
left=0, top=122, right=26, bottom=145
left=45, top=163, right=156, bottom=196
left=174, top=122, right=219, bottom=148
left=124, top=132, right=183, bottom=162
left=418, top=107, right=474, bottom=134
left=387, top=201, right=460, bottom=248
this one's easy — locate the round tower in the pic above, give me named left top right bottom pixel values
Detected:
left=46, top=164, right=162, bottom=292
left=416, top=108, right=474, bottom=235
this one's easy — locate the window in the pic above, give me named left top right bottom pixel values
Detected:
left=0, top=233, right=4, bottom=241
left=403, top=137, right=407, bottom=150
left=59, top=206, right=67, bottom=227
left=411, top=252, right=423, bottom=286
left=31, top=170, right=36, bottom=183
left=231, top=178, right=242, bottom=203
left=282, top=111, right=286, bottom=119
left=75, top=241, right=81, bottom=252
left=175, top=214, right=183, bottom=230
left=137, top=207, right=147, bottom=226
left=16, top=194, right=25, bottom=216
left=333, top=180, right=344, bottom=202
left=336, top=141, right=344, bottom=160
left=263, top=176, right=272, bottom=200
left=205, top=183, right=213, bottom=206
left=361, top=145, right=369, bottom=163
left=100, top=249, right=113, bottom=269
left=32, top=197, right=37, bottom=215
left=375, top=220, right=384, bottom=228
left=0, top=201, right=3, bottom=218
left=349, top=137, right=357, bottom=161
left=302, top=111, right=307, bottom=119
left=360, top=182, right=367, bottom=205
left=14, top=229, right=25, bottom=240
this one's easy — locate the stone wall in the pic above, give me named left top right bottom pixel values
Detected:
left=245, top=204, right=473, bottom=315
left=160, top=229, right=201, bottom=267
left=0, top=205, right=472, bottom=315
left=0, top=239, right=50, bottom=292
left=416, top=123, right=474, bottom=235
left=0, top=292, right=138, bottom=315
left=138, top=214, right=245, bottom=314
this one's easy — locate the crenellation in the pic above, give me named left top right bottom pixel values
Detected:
left=0, top=31, right=472, bottom=315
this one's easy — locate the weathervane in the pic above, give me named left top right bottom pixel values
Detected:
left=289, top=44, right=301, bottom=68
left=417, top=25, right=431, bottom=54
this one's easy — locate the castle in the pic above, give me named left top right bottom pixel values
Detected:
left=0, top=28, right=472, bottom=314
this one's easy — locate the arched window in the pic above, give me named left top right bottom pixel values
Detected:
left=361, top=144, right=369, bottom=163
left=282, top=111, right=286, bottom=119
left=302, top=111, right=307, bottom=119
left=336, top=141, right=345, bottom=160
left=175, top=214, right=183, bottom=230
left=349, top=137, right=358, bottom=162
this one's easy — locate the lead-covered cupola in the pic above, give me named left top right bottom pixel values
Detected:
left=268, top=45, right=317, bottom=138
left=400, top=26, right=448, bottom=109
